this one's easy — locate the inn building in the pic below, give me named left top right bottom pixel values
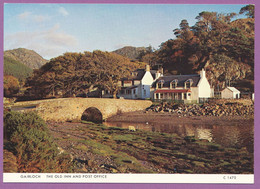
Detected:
left=103, top=65, right=214, bottom=103
left=150, top=69, right=214, bottom=103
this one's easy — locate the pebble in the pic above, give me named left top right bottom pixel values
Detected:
left=146, top=101, right=253, bottom=117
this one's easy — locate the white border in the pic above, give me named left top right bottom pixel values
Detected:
left=3, top=173, right=254, bottom=184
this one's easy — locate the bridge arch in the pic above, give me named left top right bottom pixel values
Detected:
left=19, top=98, right=152, bottom=122
left=81, top=107, right=103, bottom=123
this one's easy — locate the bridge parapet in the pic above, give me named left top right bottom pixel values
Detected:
left=14, top=98, right=152, bottom=122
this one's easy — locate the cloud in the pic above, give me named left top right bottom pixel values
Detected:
left=18, top=11, right=32, bottom=20
left=58, top=7, right=69, bottom=16
left=4, top=24, right=78, bottom=59
left=17, top=11, right=50, bottom=23
left=33, top=15, right=49, bottom=23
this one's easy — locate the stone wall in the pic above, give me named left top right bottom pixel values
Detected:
left=14, top=98, right=152, bottom=122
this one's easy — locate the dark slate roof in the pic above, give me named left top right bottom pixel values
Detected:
left=150, top=70, right=158, bottom=80
left=152, top=74, right=200, bottom=88
left=122, top=69, right=158, bottom=81
left=155, top=89, right=191, bottom=93
left=134, top=69, right=146, bottom=80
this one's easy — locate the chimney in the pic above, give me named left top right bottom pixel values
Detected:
left=145, top=64, right=150, bottom=72
left=155, top=71, right=161, bottom=80
left=200, top=68, right=206, bottom=78
left=159, top=67, right=163, bottom=75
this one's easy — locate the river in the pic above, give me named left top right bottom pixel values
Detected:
left=104, top=121, right=254, bottom=153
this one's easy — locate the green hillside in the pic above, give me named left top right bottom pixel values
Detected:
left=113, top=46, right=153, bottom=61
left=4, top=48, right=48, bottom=69
left=4, top=55, right=33, bottom=81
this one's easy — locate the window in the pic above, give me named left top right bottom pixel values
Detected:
left=185, top=79, right=193, bottom=89
left=144, top=90, right=146, bottom=96
left=160, top=93, right=164, bottom=99
left=171, top=79, right=178, bottom=89
left=133, top=89, right=136, bottom=94
left=126, top=90, right=131, bottom=94
left=157, top=80, right=164, bottom=88
left=184, top=93, right=187, bottom=99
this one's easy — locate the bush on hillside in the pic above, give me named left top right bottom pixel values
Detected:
left=4, top=75, right=20, bottom=97
left=4, top=111, right=74, bottom=173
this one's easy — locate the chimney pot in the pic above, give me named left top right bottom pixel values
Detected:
left=145, top=65, right=150, bottom=72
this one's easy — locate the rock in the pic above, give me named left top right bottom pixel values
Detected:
left=147, top=100, right=254, bottom=117
left=122, top=160, right=133, bottom=164
left=58, top=147, right=65, bottom=154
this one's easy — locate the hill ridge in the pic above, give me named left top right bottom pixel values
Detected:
left=4, top=48, right=48, bottom=69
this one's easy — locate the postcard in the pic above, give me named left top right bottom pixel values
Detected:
left=0, top=0, right=258, bottom=188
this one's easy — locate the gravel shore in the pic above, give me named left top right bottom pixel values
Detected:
left=106, top=111, right=254, bottom=127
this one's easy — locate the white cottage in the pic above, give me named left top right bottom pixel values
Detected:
left=150, top=69, right=214, bottom=103
left=118, top=65, right=163, bottom=99
left=221, top=87, right=240, bottom=99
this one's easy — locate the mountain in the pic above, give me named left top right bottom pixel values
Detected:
left=4, top=48, right=48, bottom=69
left=113, top=46, right=151, bottom=61
left=4, top=55, right=33, bottom=81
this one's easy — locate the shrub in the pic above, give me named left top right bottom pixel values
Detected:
left=4, top=75, right=20, bottom=97
left=4, top=111, right=74, bottom=173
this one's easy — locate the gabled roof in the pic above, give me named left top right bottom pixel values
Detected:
left=226, top=87, right=240, bottom=93
left=152, top=74, right=200, bottom=88
left=150, top=70, right=158, bottom=80
left=123, top=69, right=158, bottom=81
left=155, top=89, right=191, bottom=93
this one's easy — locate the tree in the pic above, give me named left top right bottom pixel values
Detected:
left=173, top=19, right=194, bottom=41
left=240, top=4, right=255, bottom=18
left=154, top=9, right=253, bottom=91
left=25, top=51, right=138, bottom=99
left=4, top=75, right=20, bottom=97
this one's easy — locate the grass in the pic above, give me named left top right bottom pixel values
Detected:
left=50, top=120, right=253, bottom=174
left=75, top=144, right=88, bottom=151
left=113, top=134, right=137, bottom=142
left=192, top=161, right=205, bottom=167
left=70, top=135, right=154, bottom=173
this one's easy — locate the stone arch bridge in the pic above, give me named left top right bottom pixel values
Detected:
left=14, top=98, right=152, bottom=122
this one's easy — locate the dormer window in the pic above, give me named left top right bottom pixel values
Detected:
left=157, top=80, right=164, bottom=89
left=185, top=79, right=193, bottom=89
left=170, top=79, right=178, bottom=89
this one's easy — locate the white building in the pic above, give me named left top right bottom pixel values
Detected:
left=150, top=69, right=214, bottom=103
left=118, top=65, right=163, bottom=99
left=221, top=87, right=240, bottom=99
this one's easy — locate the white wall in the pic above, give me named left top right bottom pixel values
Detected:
left=190, top=87, right=199, bottom=101
left=221, top=88, right=233, bottom=99
left=221, top=88, right=240, bottom=99
left=197, top=74, right=211, bottom=98
left=141, top=71, right=154, bottom=99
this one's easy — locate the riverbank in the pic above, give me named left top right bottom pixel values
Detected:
left=106, top=111, right=254, bottom=126
left=47, top=120, right=253, bottom=174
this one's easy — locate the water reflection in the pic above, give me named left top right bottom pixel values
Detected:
left=104, top=121, right=254, bottom=153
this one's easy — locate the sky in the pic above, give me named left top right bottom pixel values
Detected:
left=4, top=3, right=247, bottom=60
